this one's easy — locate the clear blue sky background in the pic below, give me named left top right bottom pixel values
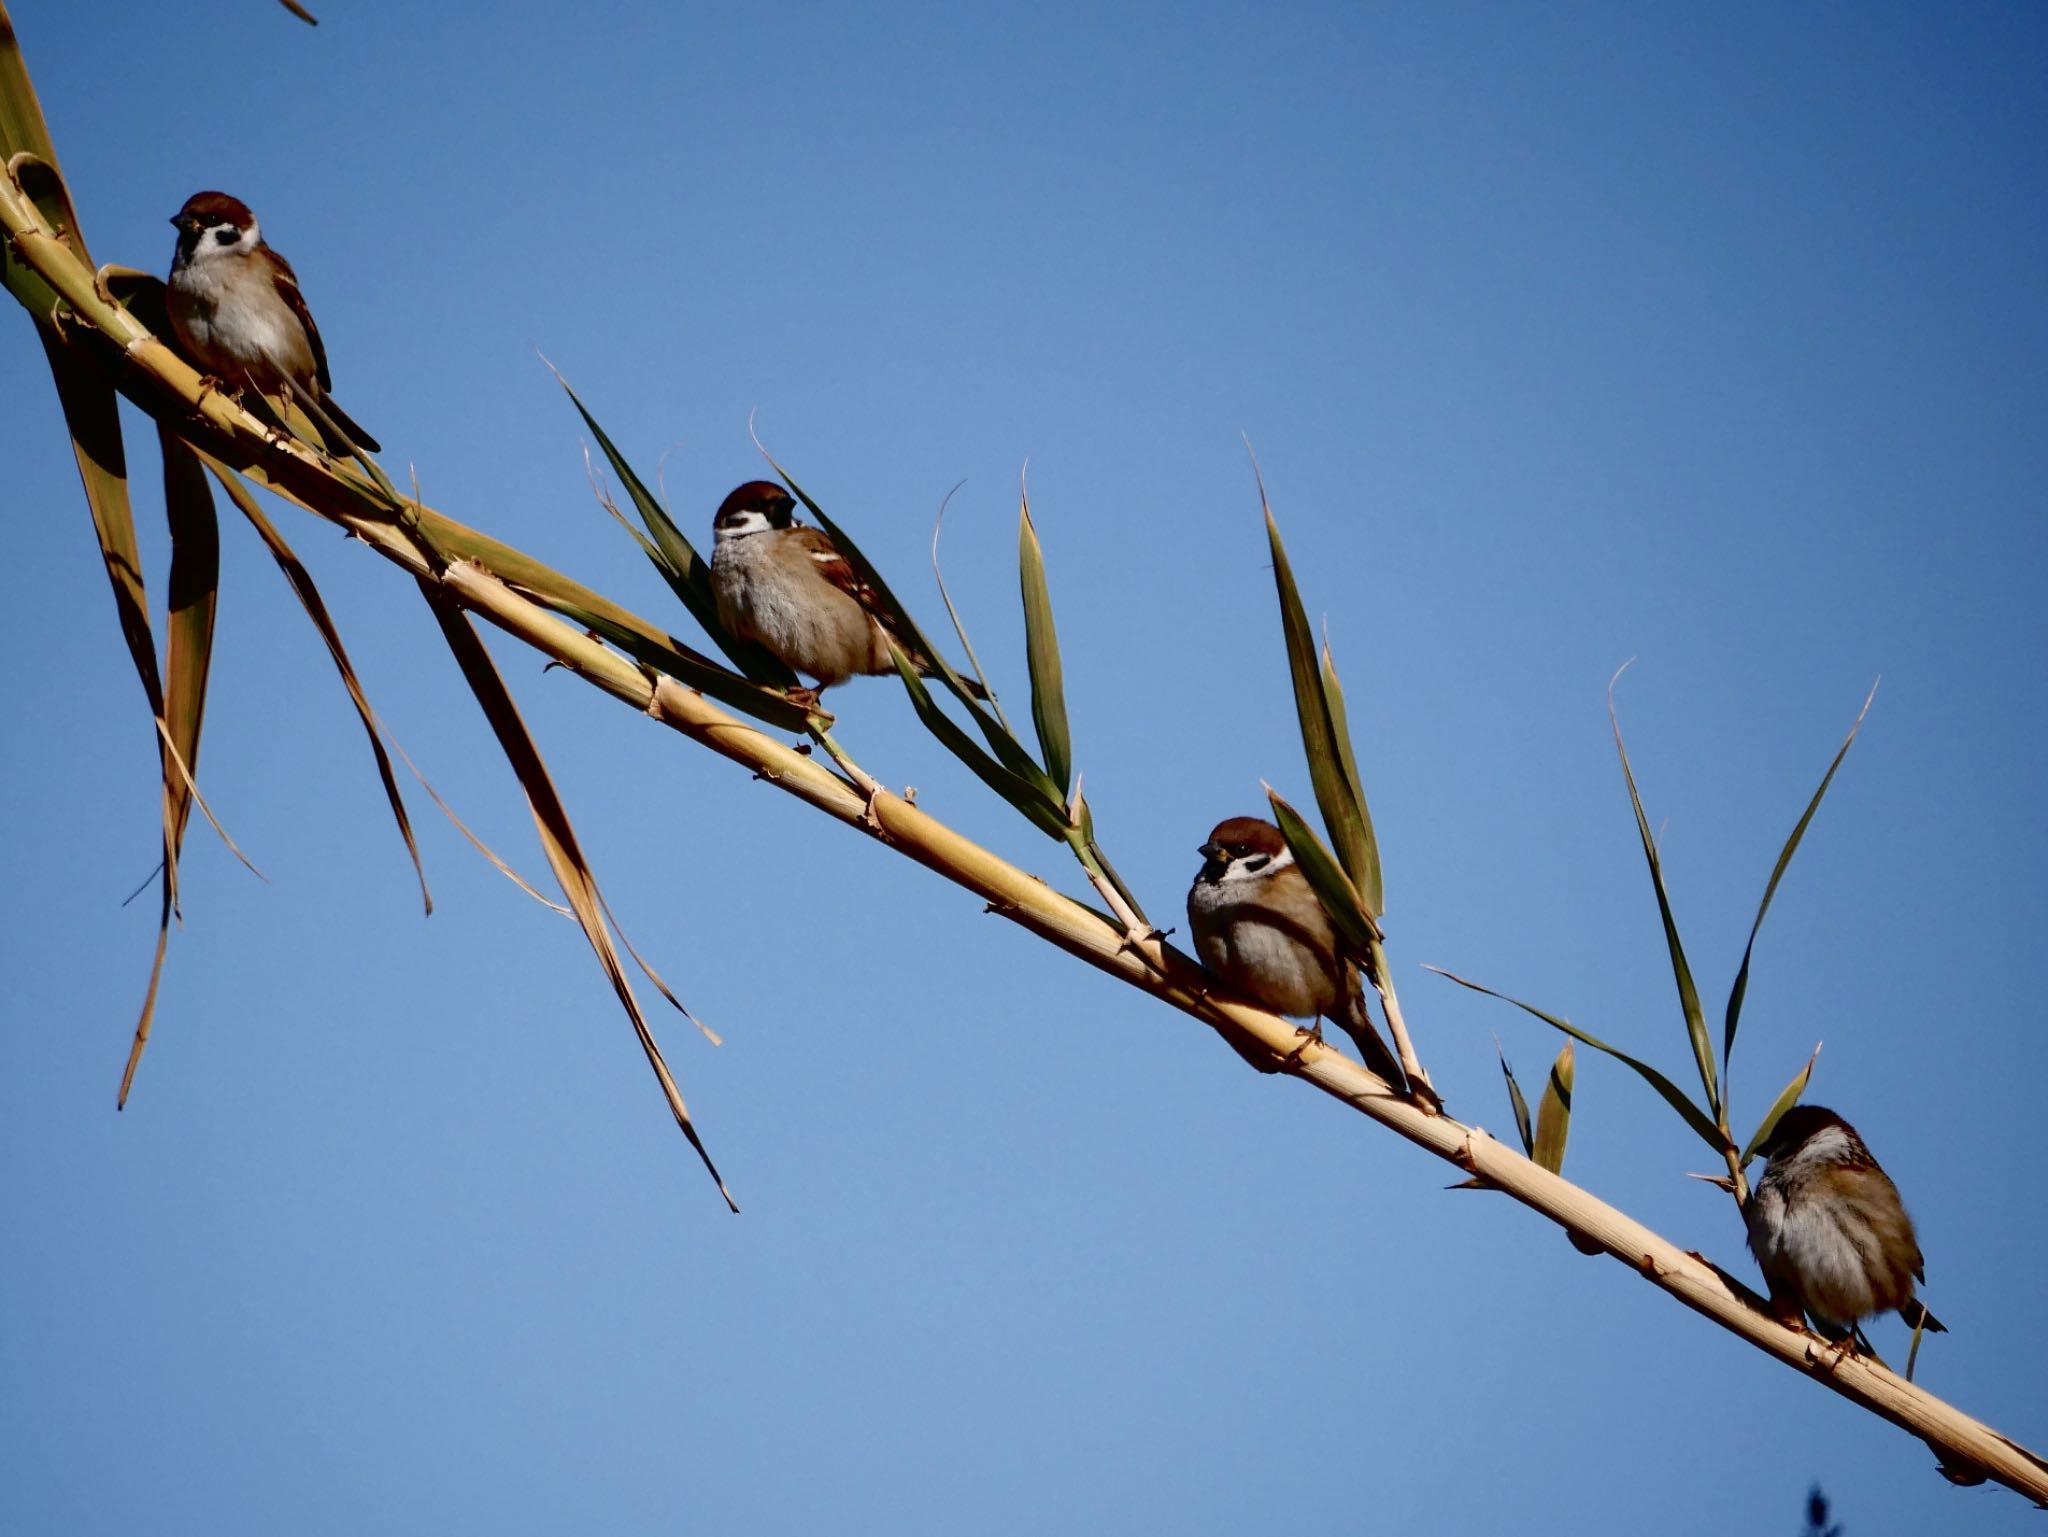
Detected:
left=3, top=3, right=2044, bottom=1532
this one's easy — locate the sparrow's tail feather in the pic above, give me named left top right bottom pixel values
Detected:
left=1340, top=985, right=1409, bottom=1094
left=1900, top=1298, right=1947, bottom=1334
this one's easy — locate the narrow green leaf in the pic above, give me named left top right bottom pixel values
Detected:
left=1609, top=668, right=1719, bottom=1121
left=928, top=483, right=1011, bottom=732
left=1532, top=1040, right=1575, bottom=1174
left=420, top=579, right=737, bottom=1211
left=553, top=371, right=798, bottom=687
left=1724, top=685, right=1876, bottom=1072
left=549, top=599, right=820, bottom=734
left=555, top=373, right=710, bottom=616
left=1494, top=1039, right=1536, bottom=1156
left=1265, top=785, right=1380, bottom=955
left=1017, top=488, right=1073, bottom=796
left=1262, top=498, right=1383, bottom=913
left=1428, top=965, right=1729, bottom=1155
left=1739, top=1044, right=1822, bottom=1164
left=888, top=644, right=1071, bottom=840
left=1318, top=633, right=1379, bottom=900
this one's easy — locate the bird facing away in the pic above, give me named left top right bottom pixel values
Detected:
left=1745, top=1103, right=1944, bottom=1338
left=708, top=480, right=982, bottom=695
left=166, top=190, right=380, bottom=454
left=1186, top=815, right=1406, bottom=1089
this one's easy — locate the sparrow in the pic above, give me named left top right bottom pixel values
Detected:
left=1186, top=815, right=1407, bottom=1089
left=165, top=190, right=380, bottom=453
left=708, top=481, right=983, bottom=695
left=1745, top=1103, right=1945, bottom=1338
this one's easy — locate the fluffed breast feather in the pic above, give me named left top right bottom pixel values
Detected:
left=709, top=530, right=893, bottom=688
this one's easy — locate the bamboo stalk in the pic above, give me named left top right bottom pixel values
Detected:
left=6, top=161, right=2044, bottom=1507
left=433, top=559, right=2045, bottom=1504
left=1366, top=934, right=1434, bottom=1096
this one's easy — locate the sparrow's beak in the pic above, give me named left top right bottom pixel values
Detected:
left=1197, top=842, right=1222, bottom=861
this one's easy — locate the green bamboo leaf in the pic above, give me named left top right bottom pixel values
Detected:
left=1318, top=632, right=1378, bottom=898
left=1532, top=1040, right=1575, bottom=1174
left=549, top=598, right=819, bottom=734
left=888, top=644, right=1071, bottom=840
left=1724, top=685, right=1876, bottom=1072
left=1495, top=1038, right=1536, bottom=1157
left=420, top=579, right=736, bottom=1212
left=1428, top=965, right=1729, bottom=1155
left=1739, top=1044, right=1822, bottom=1164
left=555, top=371, right=708, bottom=608
left=553, top=371, right=798, bottom=687
left=1264, top=785, right=1380, bottom=956
left=1017, top=486, right=1072, bottom=796
left=1608, top=667, right=1719, bottom=1122
left=1262, top=496, right=1383, bottom=914
left=928, top=483, right=1011, bottom=730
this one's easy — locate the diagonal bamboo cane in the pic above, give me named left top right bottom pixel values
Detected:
left=4, top=161, right=2044, bottom=1507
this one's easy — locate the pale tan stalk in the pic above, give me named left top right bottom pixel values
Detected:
left=1365, top=934, right=1433, bottom=1096
left=6, top=166, right=2044, bottom=1506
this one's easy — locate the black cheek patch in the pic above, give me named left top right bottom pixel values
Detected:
left=1241, top=854, right=1271, bottom=873
left=213, top=228, right=238, bottom=246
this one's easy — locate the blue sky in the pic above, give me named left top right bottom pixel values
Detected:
left=3, top=2, right=2045, bottom=1532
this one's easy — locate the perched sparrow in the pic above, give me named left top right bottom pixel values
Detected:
left=166, top=191, right=380, bottom=453
left=1186, top=815, right=1406, bottom=1088
left=1745, top=1104, right=1945, bottom=1338
left=709, top=481, right=983, bottom=694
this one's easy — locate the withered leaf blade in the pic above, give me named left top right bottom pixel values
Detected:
left=205, top=459, right=432, bottom=915
left=420, top=579, right=736, bottom=1211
